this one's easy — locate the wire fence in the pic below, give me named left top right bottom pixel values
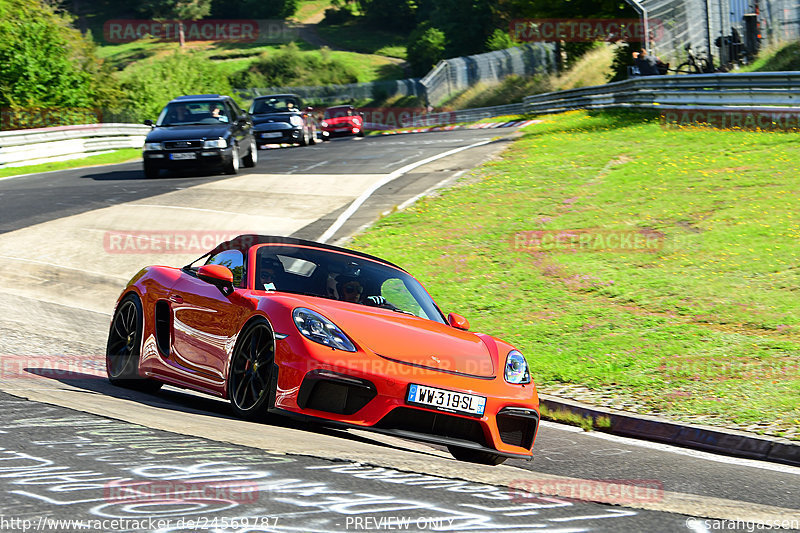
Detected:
left=237, top=43, right=556, bottom=108
left=644, top=0, right=800, bottom=67
left=420, top=43, right=556, bottom=106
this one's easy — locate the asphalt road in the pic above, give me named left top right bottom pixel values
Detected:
left=0, top=129, right=798, bottom=532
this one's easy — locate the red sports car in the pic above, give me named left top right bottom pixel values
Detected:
left=320, top=105, right=365, bottom=138
left=106, top=235, right=539, bottom=464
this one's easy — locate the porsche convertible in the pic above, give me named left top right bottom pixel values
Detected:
left=106, top=235, right=539, bottom=464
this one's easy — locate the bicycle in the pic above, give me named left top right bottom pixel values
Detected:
left=674, top=43, right=715, bottom=74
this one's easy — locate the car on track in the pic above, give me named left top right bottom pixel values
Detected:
left=142, top=94, right=257, bottom=179
left=320, top=105, right=365, bottom=138
left=106, top=235, right=540, bottom=464
left=249, top=94, right=319, bottom=147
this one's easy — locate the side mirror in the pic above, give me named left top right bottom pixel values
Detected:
left=198, top=264, right=234, bottom=295
left=144, top=119, right=154, bottom=127
left=447, top=312, right=470, bottom=331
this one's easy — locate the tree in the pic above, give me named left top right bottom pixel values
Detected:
left=137, top=0, right=212, bottom=46
left=357, top=0, right=416, bottom=31
left=407, top=23, right=446, bottom=77
left=429, top=0, right=497, bottom=57
left=209, top=0, right=297, bottom=19
left=0, top=0, right=120, bottom=128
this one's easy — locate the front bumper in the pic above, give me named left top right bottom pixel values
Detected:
left=143, top=147, right=233, bottom=169
left=270, top=334, right=539, bottom=458
left=255, top=127, right=303, bottom=145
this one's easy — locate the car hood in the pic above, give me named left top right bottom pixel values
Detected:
left=314, top=301, right=496, bottom=378
left=324, top=116, right=358, bottom=125
left=146, top=124, right=230, bottom=142
left=252, top=113, right=295, bottom=125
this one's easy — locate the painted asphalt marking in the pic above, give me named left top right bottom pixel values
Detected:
left=318, top=140, right=492, bottom=243
left=300, top=160, right=328, bottom=172
left=540, top=421, right=800, bottom=475
left=127, top=204, right=244, bottom=217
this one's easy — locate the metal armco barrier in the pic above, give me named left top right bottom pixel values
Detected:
left=0, top=123, right=149, bottom=168
left=523, top=71, right=800, bottom=114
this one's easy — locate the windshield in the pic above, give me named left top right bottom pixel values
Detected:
left=157, top=101, right=229, bottom=126
left=254, top=244, right=445, bottom=323
left=324, top=107, right=353, bottom=118
left=250, top=96, right=301, bottom=114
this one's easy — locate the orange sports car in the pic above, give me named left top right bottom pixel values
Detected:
left=106, top=235, right=539, bottom=464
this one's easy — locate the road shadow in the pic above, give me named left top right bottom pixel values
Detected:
left=81, top=168, right=222, bottom=181
left=22, top=367, right=438, bottom=456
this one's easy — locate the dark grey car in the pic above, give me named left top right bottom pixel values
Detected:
left=142, top=94, right=257, bottom=178
left=249, top=94, right=319, bottom=147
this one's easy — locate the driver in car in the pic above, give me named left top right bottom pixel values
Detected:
left=258, top=257, right=284, bottom=291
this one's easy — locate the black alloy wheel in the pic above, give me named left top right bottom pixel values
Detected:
left=106, top=294, right=162, bottom=392
left=228, top=319, right=275, bottom=420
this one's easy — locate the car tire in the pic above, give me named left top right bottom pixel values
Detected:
left=299, top=127, right=309, bottom=146
left=143, top=162, right=160, bottom=179
left=242, top=139, right=257, bottom=168
left=447, top=445, right=507, bottom=465
left=228, top=319, right=276, bottom=421
left=106, top=293, right=162, bottom=393
left=309, top=127, right=317, bottom=145
left=357, top=130, right=365, bottom=137
left=224, top=144, right=239, bottom=174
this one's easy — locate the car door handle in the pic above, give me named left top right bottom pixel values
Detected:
left=170, top=295, right=184, bottom=304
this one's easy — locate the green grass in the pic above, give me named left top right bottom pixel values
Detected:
left=98, top=39, right=403, bottom=84
left=539, top=405, right=612, bottom=431
left=293, top=0, right=335, bottom=22
left=739, top=41, right=800, bottom=72
left=0, top=149, right=141, bottom=179
left=316, top=20, right=407, bottom=59
left=349, top=110, right=800, bottom=438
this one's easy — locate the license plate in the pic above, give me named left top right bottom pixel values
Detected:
left=335, top=128, right=350, bottom=132
left=406, top=384, right=486, bottom=417
left=260, top=132, right=282, bottom=138
left=169, top=152, right=196, bottom=160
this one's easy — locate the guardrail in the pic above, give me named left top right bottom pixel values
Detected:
left=0, top=123, right=149, bottom=168
left=404, top=103, right=527, bottom=128
left=523, top=71, right=800, bottom=114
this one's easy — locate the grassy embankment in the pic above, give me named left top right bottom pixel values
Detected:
left=0, top=149, right=141, bottom=179
left=349, top=110, right=800, bottom=439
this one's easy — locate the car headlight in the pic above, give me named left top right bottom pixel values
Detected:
left=293, top=308, right=356, bottom=352
left=143, top=142, right=163, bottom=151
left=289, top=115, right=303, bottom=127
left=203, top=138, right=228, bottom=149
left=504, top=350, right=531, bottom=384
left=320, top=121, right=328, bottom=128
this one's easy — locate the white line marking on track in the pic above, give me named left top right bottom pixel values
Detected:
left=318, top=139, right=492, bottom=243
left=300, top=160, right=328, bottom=172
left=539, top=420, right=800, bottom=475
left=392, top=169, right=468, bottom=213
left=127, top=204, right=244, bottom=216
